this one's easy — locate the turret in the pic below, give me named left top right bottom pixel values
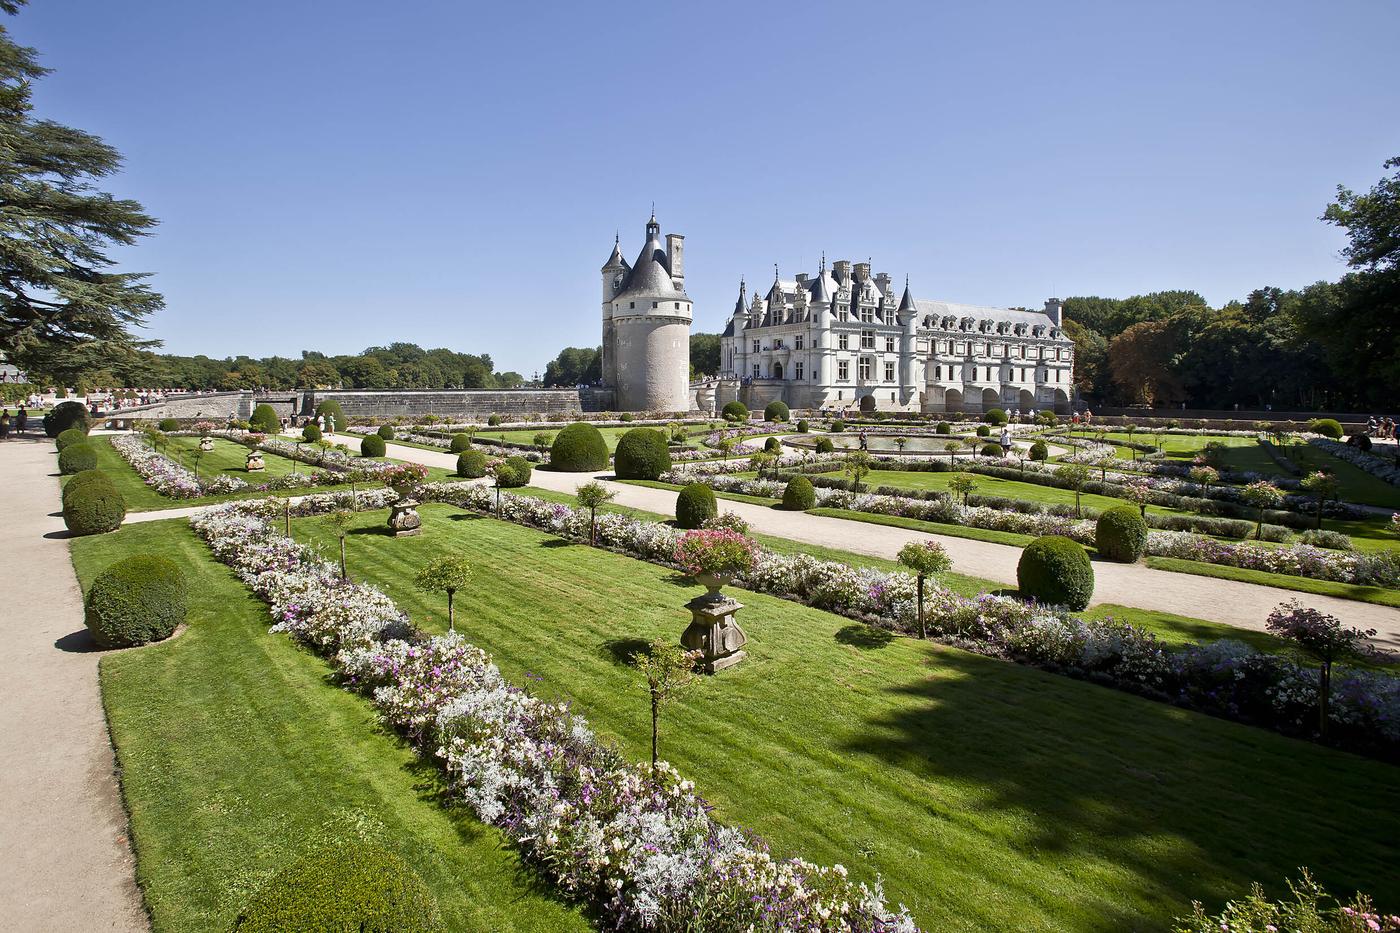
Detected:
left=666, top=233, right=684, bottom=290
left=1044, top=297, right=1064, bottom=326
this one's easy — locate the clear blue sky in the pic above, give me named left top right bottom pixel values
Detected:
left=12, top=0, right=1399, bottom=376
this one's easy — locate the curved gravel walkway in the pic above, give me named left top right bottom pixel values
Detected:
left=326, top=434, right=1400, bottom=648
left=0, top=438, right=147, bottom=931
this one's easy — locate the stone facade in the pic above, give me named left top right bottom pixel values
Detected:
left=601, top=215, right=692, bottom=412
left=721, top=259, right=1074, bottom=415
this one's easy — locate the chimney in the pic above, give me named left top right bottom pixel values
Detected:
left=854, top=261, right=871, bottom=282
left=666, top=234, right=684, bottom=288
left=874, top=271, right=892, bottom=294
left=1044, top=297, right=1063, bottom=326
left=832, top=259, right=852, bottom=284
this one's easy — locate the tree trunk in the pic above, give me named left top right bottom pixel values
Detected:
left=1316, top=501, right=1323, bottom=530
left=1319, top=661, right=1330, bottom=737
left=447, top=590, right=455, bottom=632
left=650, top=691, right=659, bottom=770
left=916, top=575, right=926, bottom=640
left=339, top=536, right=347, bottom=580
left=589, top=508, right=597, bottom=547
left=284, top=500, right=291, bottom=537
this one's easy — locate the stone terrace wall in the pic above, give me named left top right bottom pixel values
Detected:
left=109, top=391, right=252, bottom=421
left=309, top=388, right=615, bottom=420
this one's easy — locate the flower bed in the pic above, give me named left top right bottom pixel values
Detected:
left=1146, top=532, right=1400, bottom=587
left=1310, top=437, right=1400, bottom=487
left=190, top=497, right=915, bottom=931
left=112, top=433, right=248, bottom=498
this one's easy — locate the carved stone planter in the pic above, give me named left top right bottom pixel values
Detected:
left=388, top=499, right=422, bottom=537
left=681, top=589, right=747, bottom=673
left=199, top=436, right=215, bottom=451
left=245, top=451, right=265, bottom=472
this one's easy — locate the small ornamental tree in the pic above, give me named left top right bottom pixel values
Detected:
left=631, top=640, right=699, bottom=770
left=843, top=450, right=874, bottom=493
left=1299, top=471, right=1340, bottom=529
left=414, top=556, right=472, bottom=632
left=1241, top=480, right=1284, bottom=540
left=898, top=540, right=951, bottom=639
left=1054, top=463, right=1092, bottom=516
left=748, top=451, right=775, bottom=479
left=1188, top=465, right=1219, bottom=493
left=575, top=480, right=615, bottom=546
left=1028, top=440, right=1049, bottom=461
left=449, top=433, right=472, bottom=453
left=1265, top=600, right=1377, bottom=737
left=533, top=431, right=554, bottom=456
left=717, top=435, right=738, bottom=461
left=721, top=400, right=749, bottom=423
left=947, top=473, right=977, bottom=506
left=763, top=400, right=789, bottom=423
left=377, top=424, right=395, bottom=440
left=1119, top=477, right=1153, bottom=517
left=943, top=439, right=962, bottom=463
left=326, top=510, right=353, bottom=580
left=893, top=436, right=909, bottom=453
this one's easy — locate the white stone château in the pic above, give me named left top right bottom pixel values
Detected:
left=600, top=214, right=692, bottom=412
left=720, top=258, right=1074, bottom=414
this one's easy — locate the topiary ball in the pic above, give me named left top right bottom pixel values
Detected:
left=234, top=842, right=443, bottom=933
left=249, top=404, right=281, bottom=434
left=764, top=436, right=782, bottom=453
left=1310, top=418, right=1343, bottom=439
left=456, top=450, right=487, bottom=478
left=722, top=400, right=749, bottom=423
left=63, top=475, right=126, bottom=536
left=301, top=424, right=322, bottom=443
left=58, top=442, right=97, bottom=474
left=158, top=418, right=180, bottom=433
left=763, top=400, right=790, bottom=423
left=313, top=399, right=346, bottom=432
left=796, top=419, right=810, bottom=433
left=360, top=434, right=386, bottom=458
left=496, top=455, right=533, bottom=488
left=488, top=414, right=503, bottom=426
left=1095, top=505, right=1148, bottom=562
left=782, top=475, right=816, bottom=511
left=550, top=423, right=609, bottom=472
left=619, top=412, right=634, bottom=422
left=935, top=422, right=951, bottom=435
left=1017, top=535, right=1095, bottom=610
left=829, top=420, right=845, bottom=433
left=979, top=442, right=1002, bottom=458
left=975, top=425, right=991, bottom=438
left=56, top=427, right=89, bottom=452
left=613, top=427, right=672, bottom=480
left=1029, top=440, right=1049, bottom=461
left=377, top=425, right=395, bottom=440
left=675, top=483, right=717, bottom=529
left=449, top=433, right=472, bottom=453
left=84, top=554, right=186, bottom=648
left=43, top=400, right=89, bottom=438
left=815, top=437, right=835, bottom=454
left=984, top=408, right=1007, bottom=426
left=63, top=469, right=111, bottom=508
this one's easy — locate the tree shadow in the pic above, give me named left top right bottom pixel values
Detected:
left=599, top=636, right=652, bottom=667
left=42, top=528, right=76, bottom=540
left=538, top=538, right=575, bottom=548
left=662, top=572, right=698, bottom=589
left=835, top=624, right=894, bottom=650
left=348, top=525, right=394, bottom=536
left=54, top=629, right=99, bottom=652
left=448, top=512, right=487, bottom=521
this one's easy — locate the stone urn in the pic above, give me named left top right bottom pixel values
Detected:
left=199, top=436, right=215, bottom=452
left=387, top=483, right=422, bottom=537
left=245, top=451, right=265, bottom=472
left=681, top=572, right=747, bottom=673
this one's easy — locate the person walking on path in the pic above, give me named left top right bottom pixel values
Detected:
left=858, top=429, right=869, bottom=451
left=0, top=409, right=10, bottom=440
left=999, top=426, right=1012, bottom=457
left=15, top=405, right=27, bottom=436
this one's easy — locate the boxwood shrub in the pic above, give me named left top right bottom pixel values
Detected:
left=1029, top=440, right=1049, bottom=461
left=43, top=400, right=88, bottom=438
left=1095, top=505, right=1148, bottom=562
left=301, top=423, right=322, bottom=442
left=781, top=475, right=816, bottom=511
left=763, top=400, right=789, bottom=422
left=63, top=474, right=125, bottom=536
left=488, top=414, right=502, bottom=426
left=676, top=483, right=717, bottom=528
left=449, top=433, right=472, bottom=453
left=56, top=427, right=88, bottom=451
left=975, top=425, right=991, bottom=437
left=58, top=442, right=97, bottom=474
left=249, top=403, right=281, bottom=434
left=234, top=842, right=442, bottom=933
left=376, top=424, right=395, bottom=440
left=721, top=400, right=749, bottom=423
left=456, top=449, right=487, bottom=478
left=1309, top=418, right=1343, bottom=439
left=360, top=434, right=386, bottom=457
left=829, top=419, right=845, bottom=433
left=495, top=455, right=533, bottom=488
left=1017, top=535, right=1094, bottom=610
left=158, top=418, right=180, bottom=432
left=796, top=419, right=809, bottom=433
left=764, top=436, right=782, bottom=453
left=550, top=423, right=609, bottom=471
left=935, top=421, right=951, bottom=435
left=984, top=408, right=1007, bottom=426
left=815, top=437, right=835, bottom=454
left=84, top=554, right=186, bottom=648
left=979, top=442, right=1002, bottom=458
left=613, top=427, right=672, bottom=480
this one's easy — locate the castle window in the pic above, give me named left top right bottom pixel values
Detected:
left=860, top=305, right=874, bottom=323
left=752, top=339, right=760, bottom=353
left=884, top=361, right=896, bottom=383
left=860, top=330, right=875, bottom=349
left=795, top=334, right=804, bottom=349
left=935, top=365, right=942, bottom=379
left=838, top=361, right=850, bottom=381
left=838, top=333, right=849, bottom=350
left=652, top=302, right=658, bottom=309
left=675, top=302, right=680, bottom=309
left=795, top=362, right=804, bottom=380
left=858, top=357, right=872, bottom=381
left=629, top=302, right=635, bottom=309
left=753, top=364, right=761, bottom=378
left=956, top=342, right=966, bottom=355
left=885, top=337, right=895, bottom=353
left=774, top=337, right=784, bottom=349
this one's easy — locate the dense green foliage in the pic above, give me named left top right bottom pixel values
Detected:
left=975, top=425, right=990, bottom=437
left=313, top=399, right=345, bottom=431
left=43, top=401, right=88, bottom=437
left=781, top=475, right=816, bottom=511
left=158, top=417, right=179, bottom=432
left=62, top=468, right=110, bottom=507
left=360, top=434, right=386, bottom=457
left=829, top=420, right=845, bottom=433
left=55, top=426, right=87, bottom=451
left=796, top=419, right=809, bottom=433
left=541, top=346, right=601, bottom=387
left=456, top=450, right=487, bottom=478
left=984, top=408, right=1007, bottom=426
left=1017, top=535, right=1095, bottom=610
left=1029, top=440, right=1049, bottom=461
left=763, top=400, right=789, bottom=422
left=377, top=424, right=395, bottom=440
left=612, top=428, right=672, bottom=480
left=494, top=455, right=532, bottom=488
left=488, top=414, right=502, bottom=426
left=815, top=437, right=835, bottom=454
left=248, top=404, right=280, bottom=434
left=63, top=473, right=126, bottom=535
left=84, top=554, right=186, bottom=648
left=57, top=441, right=96, bottom=474
left=449, top=433, right=472, bottom=452
left=935, top=422, right=951, bottom=435
left=549, top=423, right=608, bottom=471
left=235, top=842, right=444, bottom=933
left=1095, top=506, right=1149, bottom=562
left=1310, top=418, right=1344, bottom=439
left=722, top=401, right=749, bottom=422
left=764, top=436, right=782, bottom=453
left=301, top=423, right=321, bottom=442
left=979, top=442, right=1002, bottom=458
left=675, top=483, right=717, bottom=528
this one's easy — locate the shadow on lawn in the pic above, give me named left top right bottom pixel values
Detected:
left=599, top=637, right=651, bottom=667
left=841, top=648, right=1400, bottom=928
left=834, top=624, right=894, bottom=650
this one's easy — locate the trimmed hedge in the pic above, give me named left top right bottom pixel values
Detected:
left=763, top=436, right=782, bottom=453
left=495, top=455, right=532, bottom=488
left=979, top=442, right=1002, bottom=458
left=1309, top=418, right=1343, bottom=439
left=613, top=427, right=672, bottom=480
left=234, top=842, right=442, bottom=933
left=314, top=399, right=346, bottom=432
left=829, top=419, right=845, bottom=433
left=984, top=408, right=1007, bottom=426
left=456, top=450, right=487, bottom=478
left=781, top=475, right=816, bottom=511
left=1095, top=505, right=1148, bottom=562
left=935, top=422, right=951, bottom=435
left=301, top=424, right=322, bottom=442
left=488, top=414, right=503, bottom=426
left=796, top=419, right=810, bottom=433
left=377, top=425, right=396, bottom=440
left=43, top=400, right=88, bottom=438
left=158, top=418, right=180, bottom=432
left=249, top=404, right=281, bottom=434
left=63, top=474, right=125, bottom=536
left=449, top=433, right=472, bottom=453
left=360, top=434, right=386, bottom=457
left=722, top=401, right=749, bottom=423
left=1016, top=535, right=1094, bottom=610
left=815, top=437, right=835, bottom=454
left=550, top=423, right=609, bottom=472
left=763, top=400, right=790, bottom=422
left=1029, top=440, right=1049, bottom=461
left=84, top=554, right=186, bottom=648
left=58, top=442, right=97, bottom=474
left=975, top=425, right=991, bottom=438
left=56, top=427, right=88, bottom=452
left=676, top=483, right=717, bottom=528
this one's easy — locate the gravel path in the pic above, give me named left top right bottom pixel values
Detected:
left=332, top=434, right=1400, bottom=648
left=0, top=438, right=147, bottom=931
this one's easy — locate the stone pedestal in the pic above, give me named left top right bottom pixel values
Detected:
left=246, top=452, right=265, bottom=472
left=681, top=594, right=747, bottom=673
left=199, top=436, right=215, bottom=451
left=388, top=499, right=422, bottom=537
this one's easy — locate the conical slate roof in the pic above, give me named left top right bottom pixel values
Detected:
left=615, top=218, right=686, bottom=301
left=897, top=279, right=917, bottom=314
left=601, top=238, right=629, bottom=272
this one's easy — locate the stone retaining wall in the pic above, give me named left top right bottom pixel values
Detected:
left=308, top=388, right=615, bottom=420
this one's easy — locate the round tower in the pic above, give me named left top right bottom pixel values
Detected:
left=603, top=214, right=692, bottom=412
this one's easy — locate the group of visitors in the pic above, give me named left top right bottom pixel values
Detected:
left=1366, top=415, right=1395, bottom=439
left=0, top=406, right=29, bottom=440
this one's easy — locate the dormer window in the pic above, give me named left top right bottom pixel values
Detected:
left=629, top=302, right=635, bottom=309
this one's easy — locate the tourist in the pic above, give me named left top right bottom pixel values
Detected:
left=0, top=409, right=9, bottom=441
left=858, top=429, right=869, bottom=451
left=1084, top=408, right=1093, bottom=425
left=999, top=426, right=1012, bottom=457
left=15, top=405, right=26, bottom=435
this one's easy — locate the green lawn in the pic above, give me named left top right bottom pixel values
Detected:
left=71, top=519, right=586, bottom=933
left=280, top=504, right=1399, bottom=932
left=1144, top=556, right=1400, bottom=609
